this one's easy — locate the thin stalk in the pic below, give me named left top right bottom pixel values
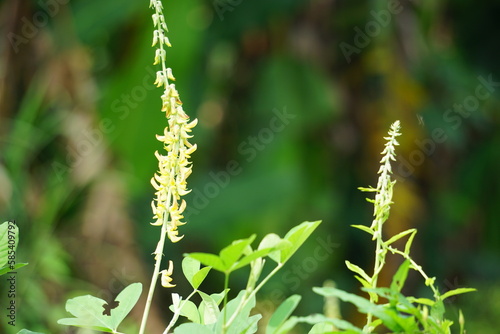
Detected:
left=163, top=289, right=198, bottom=334
left=139, top=190, right=172, bottom=334
left=365, top=233, right=384, bottom=331
left=222, top=273, right=230, bottom=334
left=224, top=263, right=284, bottom=330
left=388, top=246, right=440, bottom=298
left=360, top=121, right=400, bottom=332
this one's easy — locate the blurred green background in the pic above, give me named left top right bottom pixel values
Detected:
left=1, top=0, right=500, bottom=332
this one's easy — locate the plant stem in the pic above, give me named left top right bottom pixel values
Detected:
left=366, top=233, right=384, bottom=331
left=163, top=289, right=198, bottom=334
left=224, top=263, right=283, bottom=330
left=139, top=191, right=172, bottom=334
left=388, top=246, right=440, bottom=298
left=222, top=273, right=230, bottom=334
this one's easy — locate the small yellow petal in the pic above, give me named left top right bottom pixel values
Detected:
left=150, top=219, right=163, bottom=226
left=168, top=229, right=184, bottom=243
left=160, top=269, right=176, bottom=288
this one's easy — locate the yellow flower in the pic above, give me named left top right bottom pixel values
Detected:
left=160, top=260, right=176, bottom=288
left=149, top=0, right=197, bottom=243
left=140, top=2, right=197, bottom=333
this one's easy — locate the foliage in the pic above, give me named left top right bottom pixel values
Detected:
left=55, top=0, right=477, bottom=332
left=55, top=119, right=475, bottom=333
left=313, top=121, right=475, bottom=333
left=2, top=0, right=491, bottom=333
left=57, top=283, right=142, bottom=334
left=0, top=221, right=28, bottom=276
left=175, top=221, right=321, bottom=334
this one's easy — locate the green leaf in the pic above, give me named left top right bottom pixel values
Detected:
left=258, top=233, right=282, bottom=250
left=385, top=229, right=416, bottom=248
left=361, top=287, right=419, bottom=318
left=17, top=330, right=45, bottom=334
left=219, top=235, right=256, bottom=271
left=209, top=290, right=228, bottom=306
left=353, top=275, right=377, bottom=302
left=214, top=290, right=257, bottom=334
left=0, top=262, right=28, bottom=276
left=266, top=295, right=301, bottom=334
left=192, top=267, right=211, bottom=290
left=315, top=318, right=363, bottom=333
left=308, top=322, right=334, bottom=334
left=232, top=247, right=274, bottom=271
left=358, top=186, right=378, bottom=192
left=440, top=288, right=476, bottom=301
left=409, top=297, right=435, bottom=306
left=187, top=253, right=225, bottom=272
left=259, top=234, right=292, bottom=263
left=247, top=257, right=264, bottom=290
left=384, top=309, right=418, bottom=332
left=182, top=256, right=211, bottom=290
left=345, top=261, right=371, bottom=284
left=279, top=314, right=363, bottom=334
left=272, top=316, right=299, bottom=334
left=57, top=282, right=142, bottom=332
left=313, top=287, right=398, bottom=330
left=390, top=260, right=410, bottom=293
left=430, top=299, right=445, bottom=320
left=171, top=300, right=200, bottom=323
left=57, top=295, right=119, bottom=333
left=182, top=257, right=201, bottom=284
left=241, top=314, right=262, bottom=334
left=404, top=229, right=418, bottom=254
left=173, top=323, right=213, bottom=334
left=198, top=291, right=220, bottom=325
left=280, top=221, right=321, bottom=263
left=0, top=221, right=18, bottom=268
left=350, top=225, right=374, bottom=236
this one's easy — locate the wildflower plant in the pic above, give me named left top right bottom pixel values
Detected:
left=139, top=0, right=198, bottom=332
left=314, top=121, right=476, bottom=333
left=52, top=1, right=476, bottom=333
left=56, top=1, right=323, bottom=334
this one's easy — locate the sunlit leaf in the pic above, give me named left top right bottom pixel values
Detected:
left=408, top=297, right=435, bottom=307
left=219, top=235, right=256, bottom=270
left=350, top=225, right=374, bottom=236
left=182, top=256, right=211, bottom=290
left=440, top=288, right=476, bottom=301
left=173, top=323, right=213, bottom=334
left=313, top=287, right=398, bottom=330
left=266, top=295, right=301, bottom=334
left=345, top=261, right=371, bottom=284
left=186, top=253, right=225, bottom=272
left=57, top=283, right=142, bottom=332
left=390, top=260, right=410, bottom=293
left=0, top=263, right=28, bottom=276
left=182, top=257, right=201, bottom=284
left=259, top=234, right=292, bottom=263
left=170, top=300, right=200, bottom=324
left=198, top=291, right=220, bottom=325
left=0, top=221, right=18, bottom=268
left=214, top=290, right=258, bottom=334
left=280, top=221, right=321, bottom=263
left=192, top=267, right=211, bottom=290
left=404, top=229, right=418, bottom=255
left=386, top=229, right=416, bottom=247
left=232, top=247, right=274, bottom=271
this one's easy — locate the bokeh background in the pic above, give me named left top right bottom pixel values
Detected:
left=1, top=0, right=500, bottom=333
